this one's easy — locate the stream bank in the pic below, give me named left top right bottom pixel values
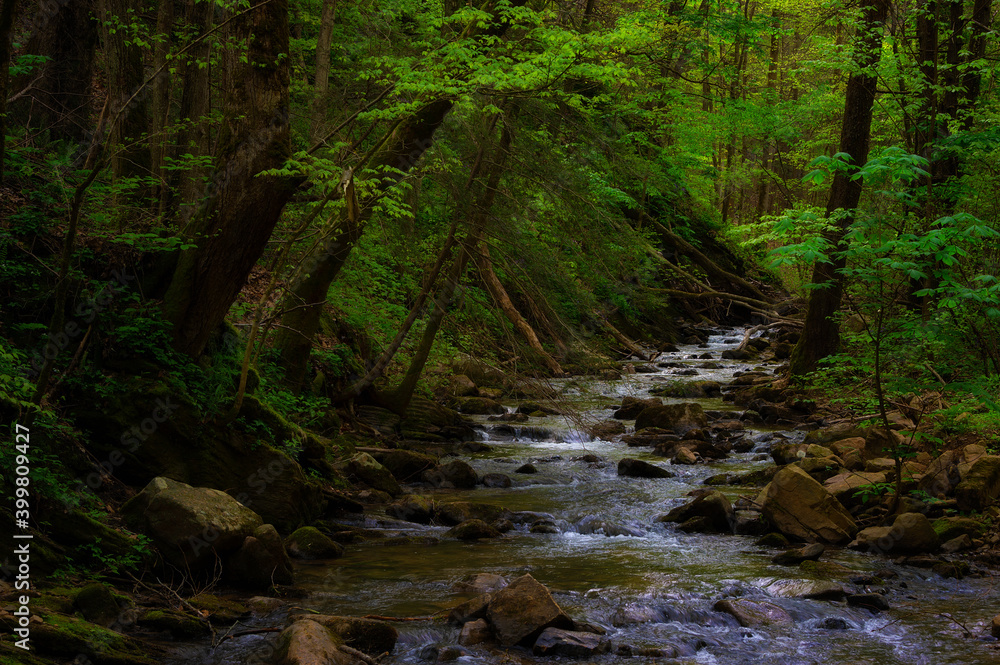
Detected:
left=157, top=326, right=1000, bottom=665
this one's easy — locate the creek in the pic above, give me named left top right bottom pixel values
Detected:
left=167, top=328, right=1000, bottom=665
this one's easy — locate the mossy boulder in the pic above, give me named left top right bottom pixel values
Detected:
left=386, top=495, right=435, bottom=524
left=343, top=453, right=402, bottom=496
left=137, top=609, right=211, bottom=638
left=613, top=396, right=662, bottom=420
left=455, top=396, right=505, bottom=415
left=285, top=526, right=345, bottom=559
left=634, top=403, right=708, bottom=434
left=422, top=460, right=478, bottom=489
left=73, top=583, right=122, bottom=627
left=446, top=519, right=502, bottom=540
left=7, top=611, right=161, bottom=664
left=587, top=420, right=626, bottom=440
left=954, top=456, right=1000, bottom=511
left=435, top=502, right=507, bottom=526
left=755, top=532, right=790, bottom=548
left=378, top=450, right=439, bottom=483
left=931, top=516, right=984, bottom=542
left=122, top=477, right=263, bottom=571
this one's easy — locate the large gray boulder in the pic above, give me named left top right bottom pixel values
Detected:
left=634, top=403, right=708, bottom=434
left=759, top=465, right=857, bottom=544
left=487, top=574, right=573, bottom=646
left=122, top=477, right=262, bottom=570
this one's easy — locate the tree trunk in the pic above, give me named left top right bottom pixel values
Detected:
left=149, top=0, right=175, bottom=212
left=377, top=114, right=512, bottom=413
left=273, top=99, right=454, bottom=389
left=13, top=0, right=98, bottom=144
left=476, top=242, right=563, bottom=375
left=173, top=0, right=215, bottom=225
left=162, top=0, right=298, bottom=358
left=272, top=1, right=529, bottom=389
left=378, top=236, right=477, bottom=415
left=0, top=0, right=15, bottom=185
left=334, top=218, right=459, bottom=402
left=789, top=0, right=888, bottom=375
left=309, top=0, right=337, bottom=143
left=100, top=0, right=151, bottom=191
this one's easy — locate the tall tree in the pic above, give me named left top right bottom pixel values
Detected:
left=162, top=0, right=299, bottom=358
left=789, top=0, right=889, bottom=375
left=309, top=0, right=337, bottom=143
left=273, top=99, right=454, bottom=389
left=99, top=0, right=151, bottom=196
left=0, top=0, right=15, bottom=185
left=272, top=0, right=530, bottom=390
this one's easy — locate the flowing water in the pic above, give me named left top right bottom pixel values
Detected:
left=169, top=329, right=1000, bottom=665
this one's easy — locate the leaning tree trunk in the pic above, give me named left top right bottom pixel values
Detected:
left=272, top=0, right=530, bottom=390
left=476, top=242, right=563, bottom=375
left=789, top=0, right=888, bottom=375
left=162, top=0, right=299, bottom=358
left=272, top=99, right=454, bottom=389
left=376, top=115, right=511, bottom=413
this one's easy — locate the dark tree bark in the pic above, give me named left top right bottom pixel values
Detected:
left=173, top=0, right=215, bottom=225
left=272, top=99, right=454, bottom=389
left=789, top=0, right=889, bottom=375
left=149, top=0, right=175, bottom=211
left=99, top=0, right=151, bottom=197
left=272, top=0, right=530, bottom=391
left=0, top=0, right=15, bottom=185
left=13, top=0, right=98, bottom=144
left=162, top=0, right=299, bottom=358
left=309, top=0, right=337, bottom=143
